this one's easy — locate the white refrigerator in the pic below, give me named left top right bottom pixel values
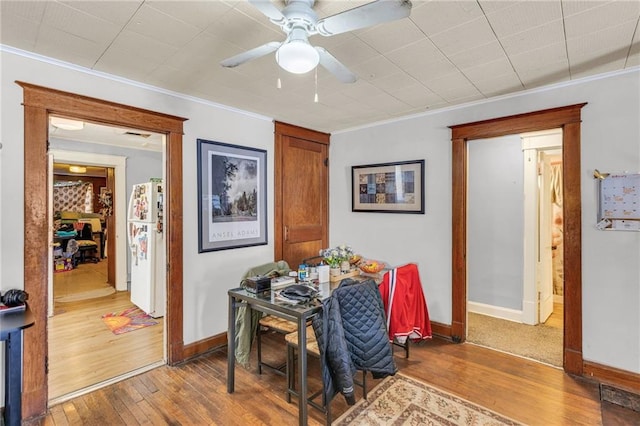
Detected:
left=127, top=180, right=165, bottom=318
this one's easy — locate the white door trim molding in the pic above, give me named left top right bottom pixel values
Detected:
left=521, top=129, right=562, bottom=325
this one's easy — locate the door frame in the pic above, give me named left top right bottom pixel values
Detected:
left=450, top=103, right=586, bottom=375
left=521, top=130, right=562, bottom=325
left=19, top=81, right=186, bottom=420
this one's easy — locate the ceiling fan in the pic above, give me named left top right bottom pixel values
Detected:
left=220, top=0, right=412, bottom=83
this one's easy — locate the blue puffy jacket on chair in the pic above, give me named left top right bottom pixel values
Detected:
left=312, top=278, right=397, bottom=405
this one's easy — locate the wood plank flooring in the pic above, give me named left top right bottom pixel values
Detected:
left=49, top=261, right=164, bottom=402
left=30, top=331, right=640, bottom=425
left=545, top=302, right=563, bottom=329
left=53, top=260, right=112, bottom=300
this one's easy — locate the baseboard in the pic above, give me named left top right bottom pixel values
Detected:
left=584, top=360, right=640, bottom=394
left=430, top=321, right=452, bottom=341
left=182, top=333, right=227, bottom=360
left=468, top=301, right=522, bottom=323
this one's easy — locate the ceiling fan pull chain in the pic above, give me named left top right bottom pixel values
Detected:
left=314, top=67, right=319, bottom=103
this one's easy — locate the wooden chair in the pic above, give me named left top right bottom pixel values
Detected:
left=74, top=223, right=100, bottom=264
left=256, top=315, right=297, bottom=376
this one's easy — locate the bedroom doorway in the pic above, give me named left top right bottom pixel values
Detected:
left=450, top=103, right=587, bottom=375
left=521, top=129, right=564, bottom=327
left=50, top=160, right=114, bottom=309
left=466, top=130, right=564, bottom=367
left=48, top=149, right=129, bottom=317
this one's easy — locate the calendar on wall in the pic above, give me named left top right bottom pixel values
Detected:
left=597, top=172, right=640, bottom=231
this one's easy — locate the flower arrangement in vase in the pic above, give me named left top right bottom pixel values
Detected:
left=321, top=244, right=355, bottom=274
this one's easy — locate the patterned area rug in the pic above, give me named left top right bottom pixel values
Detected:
left=101, top=306, right=158, bottom=335
left=334, top=373, right=524, bottom=426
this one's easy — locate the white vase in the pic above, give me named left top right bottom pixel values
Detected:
left=330, top=267, right=341, bottom=277
left=340, top=260, right=351, bottom=273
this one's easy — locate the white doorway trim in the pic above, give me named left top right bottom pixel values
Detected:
left=49, top=150, right=128, bottom=313
left=521, top=129, right=562, bottom=325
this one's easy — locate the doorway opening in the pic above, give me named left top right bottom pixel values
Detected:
left=465, top=129, right=564, bottom=367
left=449, top=103, right=587, bottom=376
left=51, top=161, right=113, bottom=306
left=21, top=81, right=186, bottom=420
left=47, top=122, right=166, bottom=403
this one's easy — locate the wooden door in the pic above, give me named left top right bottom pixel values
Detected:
left=274, top=122, right=329, bottom=269
left=537, top=152, right=554, bottom=323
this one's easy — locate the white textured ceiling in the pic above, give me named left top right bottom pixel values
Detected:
left=2, top=0, right=639, bottom=134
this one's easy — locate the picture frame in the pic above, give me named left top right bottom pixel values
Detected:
left=352, top=159, right=425, bottom=214
left=197, top=139, right=267, bottom=252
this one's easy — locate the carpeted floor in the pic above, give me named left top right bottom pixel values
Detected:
left=334, top=373, right=523, bottom=425
left=467, top=312, right=563, bottom=367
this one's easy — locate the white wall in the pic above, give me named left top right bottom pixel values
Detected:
left=0, top=49, right=276, bottom=346
left=331, top=69, right=640, bottom=374
left=468, top=135, right=524, bottom=311
left=2, top=48, right=639, bottom=375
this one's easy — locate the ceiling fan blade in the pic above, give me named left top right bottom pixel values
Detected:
left=220, top=42, right=281, bottom=68
left=316, top=47, right=356, bottom=84
left=248, top=0, right=286, bottom=25
left=316, top=0, right=412, bottom=36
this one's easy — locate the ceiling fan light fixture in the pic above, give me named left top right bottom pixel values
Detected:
left=276, top=39, right=319, bottom=74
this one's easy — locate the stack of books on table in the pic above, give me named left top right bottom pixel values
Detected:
left=271, top=275, right=296, bottom=291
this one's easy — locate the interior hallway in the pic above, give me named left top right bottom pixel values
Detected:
left=49, top=260, right=164, bottom=402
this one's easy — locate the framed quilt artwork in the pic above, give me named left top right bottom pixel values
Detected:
left=352, top=160, right=425, bottom=214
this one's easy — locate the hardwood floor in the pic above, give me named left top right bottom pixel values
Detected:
left=53, top=260, right=112, bottom=301
left=545, top=302, right=564, bottom=329
left=31, top=331, right=639, bottom=425
left=49, top=260, right=164, bottom=402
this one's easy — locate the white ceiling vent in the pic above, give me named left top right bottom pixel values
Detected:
left=124, top=131, right=152, bottom=138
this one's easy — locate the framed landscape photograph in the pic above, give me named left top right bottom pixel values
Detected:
left=352, top=159, right=425, bottom=214
left=197, top=139, right=267, bottom=252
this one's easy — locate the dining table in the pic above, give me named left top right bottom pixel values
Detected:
left=227, top=282, right=337, bottom=426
